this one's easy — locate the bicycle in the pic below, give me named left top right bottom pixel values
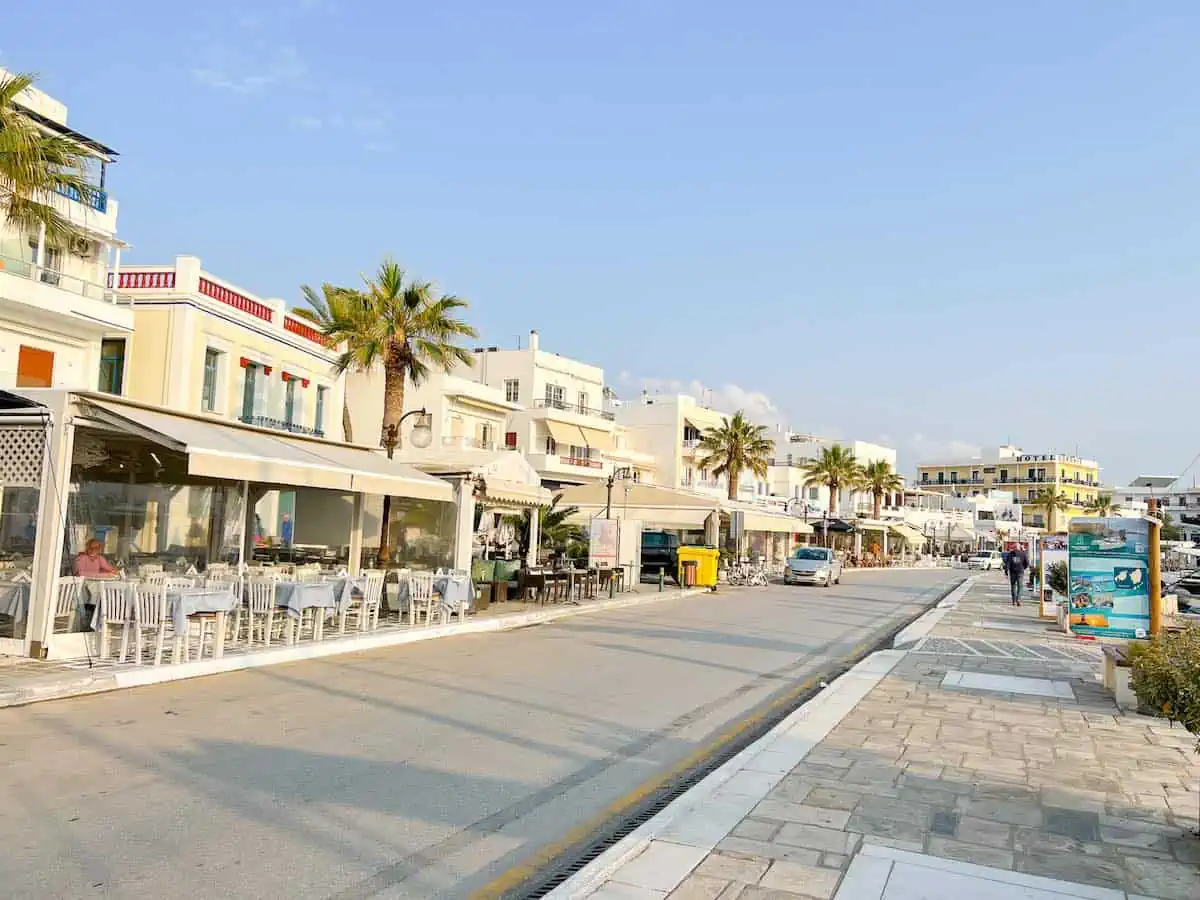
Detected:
left=725, top=560, right=769, bottom=586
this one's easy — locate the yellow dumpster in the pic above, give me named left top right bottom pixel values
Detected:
left=678, top=546, right=720, bottom=590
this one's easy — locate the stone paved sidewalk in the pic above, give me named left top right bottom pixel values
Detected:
left=613, top=576, right=1200, bottom=900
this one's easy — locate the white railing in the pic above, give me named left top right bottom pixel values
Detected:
left=0, top=253, right=130, bottom=305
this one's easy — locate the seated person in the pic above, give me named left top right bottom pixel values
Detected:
left=74, top=539, right=117, bottom=578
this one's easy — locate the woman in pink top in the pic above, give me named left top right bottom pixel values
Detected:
left=74, top=539, right=116, bottom=577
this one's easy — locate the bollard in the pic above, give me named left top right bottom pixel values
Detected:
left=659, top=569, right=665, bottom=592
left=609, top=574, right=616, bottom=599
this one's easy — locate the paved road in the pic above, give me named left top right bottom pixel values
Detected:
left=0, top=569, right=960, bottom=900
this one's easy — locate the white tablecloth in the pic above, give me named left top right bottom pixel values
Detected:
left=0, top=582, right=30, bottom=624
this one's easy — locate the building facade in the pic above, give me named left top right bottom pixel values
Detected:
left=0, top=69, right=132, bottom=395
left=116, top=256, right=346, bottom=440
left=768, top=434, right=899, bottom=516
left=916, top=444, right=1102, bottom=531
left=1113, top=476, right=1200, bottom=544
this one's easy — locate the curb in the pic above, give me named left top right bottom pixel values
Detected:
left=892, top=575, right=976, bottom=648
left=0, top=586, right=711, bottom=709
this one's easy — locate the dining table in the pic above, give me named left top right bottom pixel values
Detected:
left=0, top=581, right=30, bottom=624
left=87, top=583, right=240, bottom=659
left=395, top=575, right=476, bottom=615
left=273, top=577, right=364, bottom=641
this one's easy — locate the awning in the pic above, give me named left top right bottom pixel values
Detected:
left=576, top=425, right=615, bottom=453
left=77, top=396, right=453, bottom=502
left=559, top=482, right=718, bottom=530
left=482, top=477, right=550, bottom=508
left=722, top=501, right=813, bottom=535
left=889, top=523, right=926, bottom=544
left=545, top=420, right=582, bottom=444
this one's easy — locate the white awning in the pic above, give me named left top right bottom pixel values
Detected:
left=722, top=501, right=814, bottom=535
left=483, top=477, right=551, bottom=508
left=77, top=396, right=453, bottom=502
left=559, top=482, right=718, bottom=530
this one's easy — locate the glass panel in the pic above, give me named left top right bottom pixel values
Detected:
left=250, top=487, right=351, bottom=565
left=315, top=386, right=327, bottom=434
left=98, top=339, right=125, bottom=395
left=0, top=485, right=41, bottom=642
left=241, top=365, right=257, bottom=418
left=202, top=349, right=220, bottom=412
left=363, top=494, right=455, bottom=571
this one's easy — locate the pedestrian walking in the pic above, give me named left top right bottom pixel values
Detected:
left=1007, top=545, right=1030, bottom=606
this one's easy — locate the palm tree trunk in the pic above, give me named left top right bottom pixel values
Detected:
left=727, top=465, right=739, bottom=501
left=342, top=395, right=354, bottom=444
left=873, top=491, right=881, bottom=520
left=828, top=481, right=838, bottom=514
left=377, top=346, right=406, bottom=567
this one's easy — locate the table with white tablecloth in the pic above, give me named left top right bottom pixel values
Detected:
left=88, top=585, right=238, bottom=634
left=273, top=578, right=361, bottom=618
left=0, top=582, right=30, bottom=624
left=395, top=576, right=476, bottom=613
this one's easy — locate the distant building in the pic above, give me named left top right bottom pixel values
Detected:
left=1113, top=475, right=1200, bottom=543
left=916, top=444, right=1102, bottom=531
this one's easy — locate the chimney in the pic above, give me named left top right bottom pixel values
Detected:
left=528, top=329, right=539, bottom=352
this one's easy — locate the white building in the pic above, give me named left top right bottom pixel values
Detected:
left=471, top=331, right=618, bottom=489
left=0, top=70, right=132, bottom=394
left=1113, top=475, right=1200, bottom=543
left=767, top=432, right=899, bottom=517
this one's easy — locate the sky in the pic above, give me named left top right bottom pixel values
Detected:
left=4, top=1, right=1199, bottom=485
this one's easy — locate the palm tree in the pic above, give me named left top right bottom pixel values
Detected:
left=803, top=445, right=861, bottom=514
left=503, top=497, right=583, bottom=561
left=1084, top=493, right=1115, bottom=517
left=295, top=282, right=360, bottom=442
left=1, top=72, right=101, bottom=246
left=309, top=258, right=477, bottom=564
left=695, top=411, right=773, bottom=501
left=858, top=460, right=903, bottom=520
left=1031, top=488, right=1070, bottom=532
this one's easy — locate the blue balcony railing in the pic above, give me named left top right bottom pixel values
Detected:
left=239, top=414, right=324, bottom=438
left=54, top=183, right=108, bottom=213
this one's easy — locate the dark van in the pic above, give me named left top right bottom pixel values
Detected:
left=641, top=530, right=680, bottom=583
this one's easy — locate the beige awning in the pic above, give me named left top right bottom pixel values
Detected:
left=889, top=523, right=925, bottom=544
left=77, top=396, right=453, bottom=502
left=559, top=482, right=718, bottom=530
left=722, top=501, right=814, bottom=535
left=483, top=477, right=551, bottom=508
left=545, top=420, right=582, bottom=444
left=577, top=425, right=615, bottom=453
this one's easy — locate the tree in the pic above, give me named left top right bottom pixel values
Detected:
left=695, top=411, right=773, bottom=501
left=503, top=497, right=583, bottom=561
left=1085, top=493, right=1115, bottom=517
left=858, top=460, right=903, bottom=520
left=1031, top=487, right=1070, bottom=531
left=0, top=72, right=101, bottom=246
left=1046, top=561, right=1069, bottom=599
left=295, top=282, right=360, bottom=442
left=309, top=258, right=477, bottom=564
left=803, top=445, right=862, bottom=514
left=1162, top=512, right=1182, bottom=542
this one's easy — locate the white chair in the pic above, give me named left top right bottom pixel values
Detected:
left=206, top=576, right=243, bottom=643
left=345, top=570, right=385, bottom=632
left=53, top=576, right=84, bottom=632
left=406, top=572, right=442, bottom=627
left=246, top=578, right=285, bottom=646
left=144, top=571, right=168, bottom=587
left=131, top=582, right=171, bottom=665
left=206, top=563, right=231, bottom=577
left=296, top=564, right=322, bottom=583
left=96, top=581, right=135, bottom=661
left=139, top=564, right=163, bottom=577
left=442, top=574, right=470, bottom=625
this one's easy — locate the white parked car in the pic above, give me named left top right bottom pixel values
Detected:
left=968, top=550, right=1003, bottom=570
left=784, top=547, right=842, bottom=587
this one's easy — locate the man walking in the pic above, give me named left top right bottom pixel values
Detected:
left=1006, top=544, right=1030, bottom=606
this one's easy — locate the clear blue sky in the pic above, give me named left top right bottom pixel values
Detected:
left=6, top=1, right=1199, bottom=485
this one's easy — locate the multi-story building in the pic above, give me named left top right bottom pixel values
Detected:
left=916, top=444, right=1103, bottom=531
left=1113, top=475, right=1200, bottom=543
left=116, top=255, right=345, bottom=440
left=767, top=434, right=899, bottom=516
left=346, top=362, right=519, bottom=455
left=0, top=69, right=132, bottom=393
left=618, top=392, right=772, bottom=500
left=471, top=331, right=618, bottom=489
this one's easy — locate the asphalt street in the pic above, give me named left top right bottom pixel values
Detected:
left=0, top=569, right=961, bottom=900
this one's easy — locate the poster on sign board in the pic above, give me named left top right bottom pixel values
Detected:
left=589, top=518, right=619, bottom=570
left=1039, top=534, right=1069, bottom=619
left=1067, top=517, right=1150, bottom=639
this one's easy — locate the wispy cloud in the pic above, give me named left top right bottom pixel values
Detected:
left=192, top=45, right=305, bottom=96
left=616, top=374, right=784, bottom=424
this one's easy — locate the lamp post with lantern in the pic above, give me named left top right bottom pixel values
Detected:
left=377, top=409, right=433, bottom=566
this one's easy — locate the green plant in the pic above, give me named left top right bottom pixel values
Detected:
left=1046, top=561, right=1069, bottom=598
left=1031, top=488, right=1070, bottom=530
left=857, top=460, right=902, bottom=520
left=294, top=282, right=361, bottom=442
left=695, top=411, right=773, bottom=501
left=803, top=445, right=861, bottom=514
left=1162, top=512, right=1182, bottom=542
left=1085, top=493, right=1115, bottom=516
left=502, top=496, right=583, bottom=560
left=1130, top=624, right=1200, bottom=754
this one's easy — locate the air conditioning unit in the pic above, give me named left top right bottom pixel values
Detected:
left=69, top=236, right=93, bottom=257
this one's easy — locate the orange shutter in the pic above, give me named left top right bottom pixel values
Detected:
left=16, top=346, right=55, bottom=388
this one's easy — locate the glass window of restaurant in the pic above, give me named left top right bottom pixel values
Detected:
left=363, top=494, right=456, bottom=570
left=60, top=429, right=245, bottom=633
left=0, top=472, right=42, bottom=644
left=249, top=486, right=355, bottom=566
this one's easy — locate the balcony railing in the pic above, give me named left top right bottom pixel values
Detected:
left=239, top=414, right=324, bottom=438
left=767, top=457, right=815, bottom=468
left=54, top=183, right=108, bottom=213
left=442, top=435, right=498, bottom=451
left=533, top=398, right=615, bottom=420
left=560, top=455, right=603, bottom=469
left=682, top=438, right=702, bottom=450
left=0, top=252, right=129, bottom=305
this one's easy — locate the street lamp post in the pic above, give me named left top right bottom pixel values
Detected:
left=605, top=467, right=633, bottom=519
left=377, top=408, right=433, bottom=566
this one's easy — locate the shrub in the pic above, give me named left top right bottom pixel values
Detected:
left=1130, top=624, right=1200, bottom=753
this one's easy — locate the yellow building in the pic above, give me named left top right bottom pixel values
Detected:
left=916, top=445, right=1102, bottom=532
left=117, top=255, right=345, bottom=439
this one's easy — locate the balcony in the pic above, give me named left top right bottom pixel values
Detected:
left=0, top=252, right=133, bottom=334
left=239, top=414, right=324, bottom=438
left=441, top=435, right=500, bottom=452
left=682, top=438, right=702, bottom=451
left=560, top=455, right=602, bottom=469
left=54, top=182, right=108, bottom=214
left=533, top=398, right=615, bottom=420
left=527, top=451, right=611, bottom=479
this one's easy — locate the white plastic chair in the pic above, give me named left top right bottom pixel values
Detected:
left=144, top=571, right=169, bottom=587
left=206, top=576, right=243, bottom=643
left=132, top=582, right=171, bottom=665
left=54, top=576, right=84, bottom=631
left=96, top=581, right=135, bottom=661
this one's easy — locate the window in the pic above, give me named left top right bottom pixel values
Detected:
left=284, top=379, right=297, bottom=426
left=999, top=469, right=1008, bottom=482
left=983, top=467, right=996, bottom=474
left=568, top=443, right=589, bottom=461
left=505, top=431, right=518, bottom=449
left=479, top=423, right=493, bottom=447
left=544, top=435, right=557, bottom=455
left=950, top=472, right=958, bottom=483
left=921, top=472, right=929, bottom=483
left=202, top=348, right=221, bottom=412
left=241, top=363, right=260, bottom=419
left=808, top=487, right=819, bottom=500
left=315, top=386, right=328, bottom=435
left=504, top=379, right=519, bottom=403
left=936, top=473, right=944, bottom=484
left=578, top=391, right=589, bottom=412
left=1028, top=489, right=1036, bottom=500
left=1028, top=468, right=1036, bottom=481
left=971, top=470, right=979, bottom=482
left=16, top=345, right=54, bottom=387
left=545, top=383, right=565, bottom=408
left=97, top=339, right=125, bottom=395
left=39, top=245, right=61, bottom=285
left=1038, top=468, right=1046, bottom=481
